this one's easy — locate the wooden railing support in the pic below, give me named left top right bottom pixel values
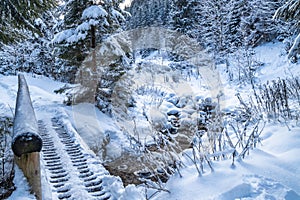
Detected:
left=12, top=74, right=42, bottom=200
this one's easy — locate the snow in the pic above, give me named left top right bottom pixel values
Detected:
left=145, top=42, right=300, bottom=199
left=66, top=103, right=127, bottom=160
left=81, top=5, right=108, bottom=20
left=119, top=185, right=144, bottom=200
left=112, top=9, right=126, bottom=21
left=153, top=122, right=300, bottom=200
left=52, top=29, right=75, bottom=44
left=1, top=42, right=300, bottom=199
left=76, top=22, right=91, bottom=32
left=120, top=0, right=133, bottom=10
left=7, top=165, right=36, bottom=200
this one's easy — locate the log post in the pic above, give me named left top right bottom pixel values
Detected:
left=12, top=74, right=42, bottom=200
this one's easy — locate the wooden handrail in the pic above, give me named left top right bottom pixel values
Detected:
left=12, top=74, right=42, bottom=200
left=12, top=74, right=42, bottom=156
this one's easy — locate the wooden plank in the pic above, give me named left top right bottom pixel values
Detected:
left=15, top=152, right=42, bottom=200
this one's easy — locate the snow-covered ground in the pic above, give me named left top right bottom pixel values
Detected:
left=153, top=122, right=300, bottom=200
left=1, top=42, right=300, bottom=199
left=150, top=42, right=300, bottom=200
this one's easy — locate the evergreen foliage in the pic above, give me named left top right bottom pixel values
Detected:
left=171, top=0, right=201, bottom=37
left=227, top=0, right=249, bottom=49
left=242, top=0, right=282, bottom=47
left=53, top=0, right=128, bottom=67
left=0, top=10, right=76, bottom=82
left=127, top=0, right=286, bottom=60
left=274, top=0, right=300, bottom=21
left=127, top=0, right=172, bottom=29
left=274, top=0, right=300, bottom=61
left=53, top=1, right=107, bottom=66
left=0, top=0, right=56, bottom=43
left=198, top=0, right=229, bottom=57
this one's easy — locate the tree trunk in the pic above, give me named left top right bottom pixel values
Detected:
left=91, top=25, right=96, bottom=49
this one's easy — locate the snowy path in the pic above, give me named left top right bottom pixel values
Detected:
left=36, top=107, right=125, bottom=200
left=38, top=116, right=113, bottom=200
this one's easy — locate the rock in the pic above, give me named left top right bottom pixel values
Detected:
left=167, top=109, right=180, bottom=116
left=165, top=93, right=179, bottom=105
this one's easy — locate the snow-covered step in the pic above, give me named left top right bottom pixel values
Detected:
left=57, top=192, right=72, bottom=200
left=37, top=117, right=122, bottom=199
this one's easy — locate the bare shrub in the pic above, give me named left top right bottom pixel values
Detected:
left=251, top=76, right=300, bottom=121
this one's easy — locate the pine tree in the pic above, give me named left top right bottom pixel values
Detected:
left=127, top=0, right=172, bottom=29
left=103, top=0, right=129, bottom=33
left=274, top=0, right=300, bottom=61
left=171, top=0, right=202, bottom=38
left=274, top=0, right=300, bottom=20
left=54, top=0, right=129, bottom=67
left=227, top=0, right=249, bottom=50
left=0, top=0, right=56, bottom=43
left=54, top=0, right=131, bottom=113
left=0, top=10, right=72, bottom=81
left=241, top=0, right=282, bottom=47
left=54, top=0, right=108, bottom=66
left=199, top=0, right=229, bottom=58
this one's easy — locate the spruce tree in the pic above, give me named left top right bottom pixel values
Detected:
left=54, top=0, right=131, bottom=113
left=274, top=0, right=300, bottom=21
left=227, top=0, right=249, bottom=50
left=274, top=0, right=300, bottom=61
left=0, top=0, right=56, bottom=43
left=54, top=0, right=109, bottom=66
left=127, top=0, right=172, bottom=29
left=54, top=0, right=129, bottom=66
left=103, top=0, right=129, bottom=33
left=171, top=0, right=202, bottom=38
left=199, top=0, right=229, bottom=58
left=241, top=0, right=282, bottom=47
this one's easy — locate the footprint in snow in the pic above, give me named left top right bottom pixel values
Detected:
left=217, top=174, right=300, bottom=200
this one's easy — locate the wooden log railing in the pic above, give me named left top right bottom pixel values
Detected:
left=12, top=74, right=42, bottom=200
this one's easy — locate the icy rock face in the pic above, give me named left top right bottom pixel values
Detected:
left=12, top=74, right=42, bottom=157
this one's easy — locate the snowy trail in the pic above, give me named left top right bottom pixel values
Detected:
left=36, top=108, right=124, bottom=200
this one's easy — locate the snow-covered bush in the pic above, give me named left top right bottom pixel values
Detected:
left=251, top=77, right=300, bottom=121
left=0, top=117, right=14, bottom=199
left=226, top=48, right=263, bottom=85
left=0, top=10, right=77, bottom=83
left=0, top=39, right=77, bottom=82
left=180, top=92, right=267, bottom=176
